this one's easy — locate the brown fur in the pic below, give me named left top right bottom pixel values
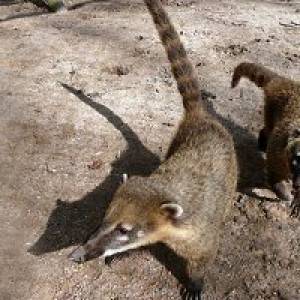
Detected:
left=70, top=0, right=237, bottom=297
left=232, top=62, right=300, bottom=213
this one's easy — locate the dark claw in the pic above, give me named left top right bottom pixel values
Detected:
left=193, top=291, right=202, bottom=300
left=180, top=286, right=202, bottom=300
left=197, top=291, right=202, bottom=300
left=68, top=246, right=87, bottom=263
left=180, top=287, right=188, bottom=300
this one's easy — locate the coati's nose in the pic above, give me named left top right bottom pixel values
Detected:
left=68, top=244, right=107, bottom=262
left=68, top=246, right=87, bottom=263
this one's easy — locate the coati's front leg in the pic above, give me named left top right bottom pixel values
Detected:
left=181, top=262, right=205, bottom=300
left=267, top=149, right=292, bottom=202
left=178, top=248, right=214, bottom=300
left=290, top=157, right=300, bottom=217
left=291, top=192, right=300, bottom=217
left=268, top=131, right=300, bottom=216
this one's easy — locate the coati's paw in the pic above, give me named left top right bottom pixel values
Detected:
left=258, top=128, right=268, bottom=152
left=180, top=287, right=202, bottom=300
left=68, top=246, right=87, bottom=263
left=291, top=198, right=300, bottom=217
left=273, top=182, right=293, bottom=202
left=180, top=281, right=203, bottom=300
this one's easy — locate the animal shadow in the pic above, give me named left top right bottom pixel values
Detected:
left=28, top=83, right=160, bottom=255
left=201, top=91, right=265, bottom=191
left=0, top=11, right=51, bottom=22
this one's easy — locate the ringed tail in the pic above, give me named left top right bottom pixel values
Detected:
left=231, top=62, right=281, bottom=89
left=144, top=0, right=202, bottom=113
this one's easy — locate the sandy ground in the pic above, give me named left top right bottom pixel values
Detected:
left=0, top=0, right=300, bottom=299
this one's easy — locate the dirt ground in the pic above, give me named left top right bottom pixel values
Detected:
left=0, top=0, right=300, bottom=299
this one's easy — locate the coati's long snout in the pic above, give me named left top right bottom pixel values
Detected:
left=69, top=223, right=144, bottom=263
left=69, top=224, right=112, bottom=263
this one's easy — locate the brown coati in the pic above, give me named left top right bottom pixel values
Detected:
left=232, top=62, right=300, bottom=216
left=69, top=0, right=237, bottom=298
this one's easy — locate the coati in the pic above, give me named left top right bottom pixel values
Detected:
left=232, top=62, right=300, bottom=216
left=69, top=0, right=237, bottom=298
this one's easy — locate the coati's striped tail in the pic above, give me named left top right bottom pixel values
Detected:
left=232, top=62, right=280, bottom=89
left=144, top=0, right=202, bottom=112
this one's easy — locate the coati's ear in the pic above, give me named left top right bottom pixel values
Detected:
left=160, top=203, right=184, bottom=220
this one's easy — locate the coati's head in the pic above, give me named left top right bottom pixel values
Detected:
left=69, top=185, right=186, bottom=263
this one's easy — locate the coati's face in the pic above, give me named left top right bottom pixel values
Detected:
left=69, top=191, right=184, bottom=263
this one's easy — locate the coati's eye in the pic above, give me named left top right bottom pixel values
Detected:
left=117, top=224, right=133, bottom=235
left=118, top=227, right=129, bottom=235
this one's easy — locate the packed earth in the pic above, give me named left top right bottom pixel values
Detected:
left=0, top=0, right=299, bottom=299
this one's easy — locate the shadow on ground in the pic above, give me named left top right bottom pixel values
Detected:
left=0, top=11, right=52, bottom=22
left=28, top=83, right=160, bottom=255
left=202, top=91, right=265, bottom=191
left=0, top=0, right=20, bottom=5
left=0, top=0, right=137, bottom=22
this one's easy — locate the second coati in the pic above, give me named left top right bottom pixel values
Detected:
left=232, top=62, right=300, bottom=216
left=69, top=0, right=237, bottom=298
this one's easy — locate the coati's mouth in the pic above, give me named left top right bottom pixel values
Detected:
left=68, top=242, right=146, bottom=263
left=68, top=246, right=88, bottom=263
left=68, top=245, right=106, bottom=263
left=68, top=223, right=139, bottom=263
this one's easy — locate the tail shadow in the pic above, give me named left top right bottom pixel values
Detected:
left=201, top=90, right=265, bottom=191
left=0, top=0, right=21, bottom=6
left=219, top=114, right=265, bottom=191
left=0, top=0, right=109, bottom=22
left=0, top=11, right=51, bottom=22
left=28, top=83, right=160, bottom=255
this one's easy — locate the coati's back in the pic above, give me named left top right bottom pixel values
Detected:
left=145, top=0, right=237, bottom=222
